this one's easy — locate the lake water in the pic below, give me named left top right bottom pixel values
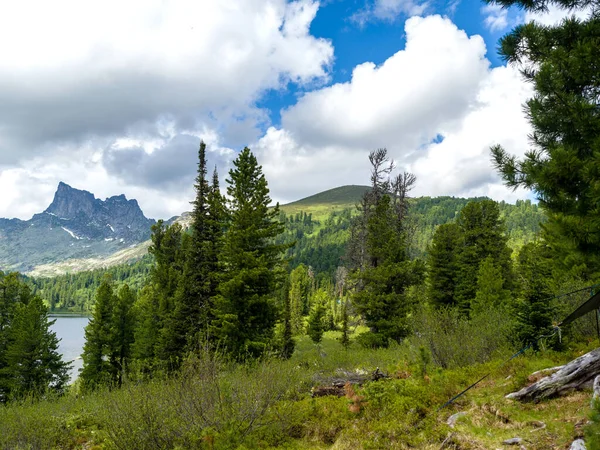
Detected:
left=50, top=315, right=89, bottom=383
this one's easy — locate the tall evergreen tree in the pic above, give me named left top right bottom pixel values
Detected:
left=0, top=273, right=69, bottom=401
left=454, top=200, right=513, bottom=313
left=213, top=147, right=288, bottom=359
left=427, top=223, right=461, bottom=308
left=3, top=296, right=69, bottom=400
left=279, top=277, right=295, bottom=359
left=488, top=0, right=599, bottom=275
left=471, top=256, right=510, bottom=316
left=515, top=242, right=555, bottom=348
left=171, top=142, right=215, bottom=356
left=111, top=284, right=136, bottom=387
left=80, top=275, right=117, bottom=389
left=307, top=289, right=327, bottom=345
left=350, top=150, right=425, bottom=347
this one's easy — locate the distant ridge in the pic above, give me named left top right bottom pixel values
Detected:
left=0, top=182, right=155, bottom=274
left=282, top=185, right=370, bottom=208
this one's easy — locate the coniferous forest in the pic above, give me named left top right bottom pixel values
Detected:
left=1, top=0, right=600, bottom=447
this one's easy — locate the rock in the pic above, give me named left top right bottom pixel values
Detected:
left=506, top=347, right=600, bottom=401
left=446, top=412, right=467, bottom=428
left=502, top=437, right=523, bottom=445
left=570, top=438, right=587, bottom=450
left=592, top=375, right=600, bottom=407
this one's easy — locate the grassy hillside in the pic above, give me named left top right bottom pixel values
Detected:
left=279, top=185, right=369, bottom=221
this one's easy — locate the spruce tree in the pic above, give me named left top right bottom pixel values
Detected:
left=515, top=242, right=555, bottom=348
left=213, top=147, right=288, bottom=359
left=279, top=277, right=295, bottom=359
left=338, top=298, right=351, bottom=349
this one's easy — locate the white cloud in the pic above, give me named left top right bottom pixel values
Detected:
left=0, top=0, right=333, bottom=163
left=254, top=15, right=534, bottom=204
left=0, top=10, right=539, bottom=221
left=281, top=16, right=489, bottom=153
left=0, top=0, right=334, bottom=219
left=351, top=0, right=428, bottom=25
left=482, top=4, right=509, bottom=31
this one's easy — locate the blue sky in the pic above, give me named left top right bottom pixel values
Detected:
left=0, top=0, right=580, bottom=219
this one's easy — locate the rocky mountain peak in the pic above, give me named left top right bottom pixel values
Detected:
left=0, top=182, right=156, bottom=273
left=45, top=182, right=97, bottom=219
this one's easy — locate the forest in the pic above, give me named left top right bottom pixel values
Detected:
left=1, top=0, right=599, bottom=447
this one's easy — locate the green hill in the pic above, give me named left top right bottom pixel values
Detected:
left=279, top=185, right=369, bottom=221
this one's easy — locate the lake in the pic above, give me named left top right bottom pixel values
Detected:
left=50, top=315, right=89, bottom=383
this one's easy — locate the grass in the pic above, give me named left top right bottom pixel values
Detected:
left=0, top=331, right=597, bottom=449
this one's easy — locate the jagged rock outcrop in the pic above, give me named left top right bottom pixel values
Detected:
left=0, top=183, right=155, bottom=273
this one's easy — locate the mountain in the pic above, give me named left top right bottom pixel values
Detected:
left=0, top=183, right=155, bottom=273
left=279, top=185, right=369, bottom=221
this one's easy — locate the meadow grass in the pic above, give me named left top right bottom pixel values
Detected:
left=0, top=332, right=597, bottom=449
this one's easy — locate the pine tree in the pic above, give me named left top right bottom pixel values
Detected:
left=454, top=200, right=513, bottom=313
left=111, top=284, right=136, bottom=387
left=338, top=298, right=351, bottom=349
left=427, top=223, right=461, bottom=308
left=213, top=147, right=288, bottom=359
left=279, top=277, right=295, bottom=359
left=80, top=275, right=117, bottom=389
left=0, top=274, right=69, bottom=402
left=471, top=256, right=510, bottom=316
left=488, top=0, right=600, bottom=274
left=307, top=289, right=327, bottom=344
left=172, top=141, right=214, bottom=353
left=147, top=221, right=185, bottom=367
left=349, top=150, right=425, bottom=347
left=515, top=242, right=555, bottom=348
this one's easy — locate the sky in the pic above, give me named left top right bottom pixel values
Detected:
left=0, top=0, right=591, bottom=220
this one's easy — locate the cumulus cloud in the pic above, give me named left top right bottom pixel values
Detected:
left=281, top=16, right=489, bottom=155
left=0, top=0, right=333, bottom=164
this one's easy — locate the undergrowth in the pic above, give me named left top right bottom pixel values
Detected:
left=0, top=332, right=598, bottom=449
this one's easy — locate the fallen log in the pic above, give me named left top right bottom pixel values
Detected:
left=507, top=347, right=600, bottom=401
left=311, top=367, right=389, bottom=397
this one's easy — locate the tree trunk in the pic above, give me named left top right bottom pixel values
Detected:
left=507, top=347, right=600, bottom=401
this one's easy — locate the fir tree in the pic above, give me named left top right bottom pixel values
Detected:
left=213, top=147, right=288, bottom=359
left=173, top=142, right=213, bottom=349
left=515, top=242, right=555, bottom=348
left=338, top=298, right=351, bottom=349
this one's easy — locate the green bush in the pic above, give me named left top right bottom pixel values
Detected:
left=409, top=305, right=515, bottom=369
